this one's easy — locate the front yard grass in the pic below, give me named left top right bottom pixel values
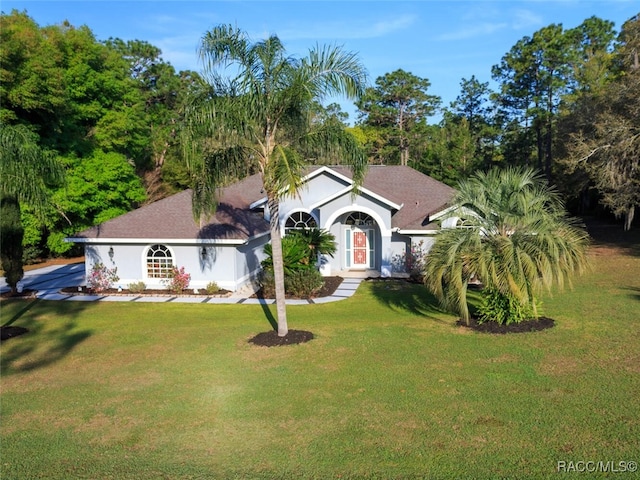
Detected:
left=1, top=222, right=639, bottom=479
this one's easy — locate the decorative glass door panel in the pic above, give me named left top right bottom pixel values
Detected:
left=346, top=227, right=374, bottom=269
left=353, top=231, right=368, bottom=267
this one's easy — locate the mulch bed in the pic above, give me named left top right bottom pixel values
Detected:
left=0, top=326, right=29, bottom=341
left=248, top=329, right=314, bottom=347
left=251, top=276, right=344, bottom=300
left=457, top=316, right=555, bottom=334
left=248, top=277, right=344, bottom=347
left=63, top=277, right=345, bottom=299
left=60, top=286, right=231, bottom=297
left=0, top=289, right=38, bottom=299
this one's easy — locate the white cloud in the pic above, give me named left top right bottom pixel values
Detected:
left=437, top=22, right=508, bottom=41
left=435, top=6, right=544, bottom=42
left=511, top=9, right=543, bottom=30
left=275, top=14, right=418, bottom=41
left=155, top=35, right=201, bottom=71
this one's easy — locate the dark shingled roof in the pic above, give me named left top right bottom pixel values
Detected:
left=73, top=174, right=268, bottom=241
left=327, top=165, right=455, bottom=230
left=71, top=166, right=455, bottom=241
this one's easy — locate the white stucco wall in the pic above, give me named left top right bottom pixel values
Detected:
left=83, top=235, right=268, bottom=292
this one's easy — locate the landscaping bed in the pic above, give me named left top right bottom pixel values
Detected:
left=60, top=286, right=232, bottom=298
left=251, top=275, right=343, bottom=300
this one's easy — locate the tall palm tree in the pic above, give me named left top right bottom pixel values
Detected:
left=183, top=25, right=368, bottom=336
left=424, top=167, right=590, bottom=325
left=0, top=124, right=65, bottom=293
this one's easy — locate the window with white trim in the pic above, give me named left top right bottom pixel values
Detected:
left=146, top=244, right=173, bottom=278
left=345, top=212, right=374, bottom=226
left=285, top=211, right=317, bottom=234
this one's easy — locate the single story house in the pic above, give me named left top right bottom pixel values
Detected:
left=67, top=165, right=456, bottom=292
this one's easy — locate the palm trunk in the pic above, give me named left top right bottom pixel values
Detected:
left=268, top=195, right=289, bottom=336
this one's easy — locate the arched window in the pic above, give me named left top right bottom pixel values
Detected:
left=285, top=211, right=317, bottom=233
left=345, top=212, right=374, bottom=226
left=146, top=244, right=173, bottom=278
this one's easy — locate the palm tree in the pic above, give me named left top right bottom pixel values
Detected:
left=0, top=124, right=65, bottom=293
left=291, top=228, right=337, bottom=259
left=183, top=25, right=368, bottom=336
left=424, top=167, right=590, bottom=325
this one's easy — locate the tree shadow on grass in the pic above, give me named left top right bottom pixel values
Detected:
left=584, top=217, right=640, bottom=257
left=366, top=279, right=452, bottom=324
left=1, top=299, right=93, bottom=376
left=256, top=298, right=278, bottom=331
left=623, top=286, right=640, bottom=302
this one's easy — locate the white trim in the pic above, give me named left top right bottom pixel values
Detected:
left=428, top=204, right=459, bottom=221
left=314, top=166, right=403, bottom=209
left=308, top=185, right=403, bottom=212
left=280, top=208, right=319, bottom=236
left=323, top=205, right=392, bottom=237
left=249, top=166, right=334, bottom=210
left=66, top=231, right=270, bottom=246
left=249, top=197, right=267, bottom=210
left=250, top=166, right=403, bottom=212
left=142, top=244, right=176, bottom=283
left=396, top=229, right=440, bottom=235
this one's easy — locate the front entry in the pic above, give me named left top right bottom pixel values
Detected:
left=345, top=227, right=374, bottom=269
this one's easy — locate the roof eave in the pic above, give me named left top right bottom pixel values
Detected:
left=65, top=231, right=270, bottom=246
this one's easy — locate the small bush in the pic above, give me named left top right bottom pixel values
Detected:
left=128, top=281, right=146, bottom=293
left=477, top=289, right=540, bottom=325
left=390, top=240, right=428, bottom=281
left=285, top=269, right=324, bottom=297
left=87, top=263, right=119, bottom=292
left=162, top=266, right=191, bottom=293
left=22, top=245, right=42, bottom=265
left=262, top=236, right=311, bottom=275
left=258, top=268, right=324, bottom=298
left=258, top=270, right=276, bottom=298
left=205, top=281, right=220, bottom=294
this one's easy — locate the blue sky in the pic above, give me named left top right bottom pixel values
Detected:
left=4, top=1, right=639, bottom=123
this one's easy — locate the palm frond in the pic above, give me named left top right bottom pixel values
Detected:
left=426, top=166, right=590, bottom=322
left=0, top=124, right=65, bottom=216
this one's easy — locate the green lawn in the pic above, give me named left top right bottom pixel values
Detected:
left=1, top=223, right=639, bottom=479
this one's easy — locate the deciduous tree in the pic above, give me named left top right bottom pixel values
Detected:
left=560, top=15, right=640, bottom=230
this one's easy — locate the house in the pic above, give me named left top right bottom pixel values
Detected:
left=67, top=165, right=456, bottom=292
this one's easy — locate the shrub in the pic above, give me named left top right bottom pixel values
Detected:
left=289, top=228, right=337, bottom=258
left=258, top=270, right=276, bottom=298
left=262, top=236, right=312, bottom=275
left=128, top=281, right=146, bottom=293
left=87, top=263, right=119, bottom=292
left=391, top=240, right=428, bottom=281
left=285, top=269, right=324, bottom=297
left=476, top=289, right=540, bottom=325
left=258, top=268, right=324, bottom=298
left=162, top=266, right=191, bottom=293
left=205, top=281, right=220, bottom=294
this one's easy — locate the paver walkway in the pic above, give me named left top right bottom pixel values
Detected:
left=1, top=263, right=362, bottom=304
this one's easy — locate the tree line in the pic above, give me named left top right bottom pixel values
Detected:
left=352, top=14, right=639, bottom=231
left=1, top=10, right=638, bottom=268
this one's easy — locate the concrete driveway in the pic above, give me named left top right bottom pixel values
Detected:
left=1, top=262, right=86, bottom=297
